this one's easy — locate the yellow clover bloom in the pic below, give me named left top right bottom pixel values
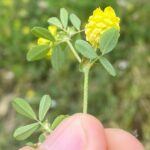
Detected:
left=85, top=6, right=120, bottom=47
left=37, top=26, right=58, bottom=57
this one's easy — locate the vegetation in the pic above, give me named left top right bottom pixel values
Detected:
left=0, top=0, right=149, bottom=149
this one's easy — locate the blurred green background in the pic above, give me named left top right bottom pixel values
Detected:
left=0, top=0, right=149, bottom=149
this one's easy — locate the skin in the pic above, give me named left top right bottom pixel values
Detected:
left=20, top=113, right=145, bottom=150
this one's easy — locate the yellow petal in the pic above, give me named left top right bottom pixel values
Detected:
left=104, top=6, right=116, bottom=17
left=48, top=26, right=57, bottom=36
left=93, top=8, right=103, bottom=16
left=37, top=38, right=50, bottom=45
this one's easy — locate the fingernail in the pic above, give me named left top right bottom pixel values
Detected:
left=79, top=114, right=107, bottom=150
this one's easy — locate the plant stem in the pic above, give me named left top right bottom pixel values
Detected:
left=38, top=121, right=52, bottom=133
left=83, top=69, right=89, bottom=113
left=66, top=40, right=81, bottom=63
left=71, top=29, right=85, bottom=37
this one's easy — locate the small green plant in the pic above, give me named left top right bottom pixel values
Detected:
left=12, top=6, right=120, bottom=147
left=12, top=95, right=68, bottom=147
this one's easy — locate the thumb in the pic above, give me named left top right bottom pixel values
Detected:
left=38, top=113, right=107, bottom=150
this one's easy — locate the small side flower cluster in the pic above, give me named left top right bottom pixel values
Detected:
left=85, top=6, right=120, bottom=47
left=37, top=26, right=58, bottom=58
left=27, top=8, right=82, bottom=70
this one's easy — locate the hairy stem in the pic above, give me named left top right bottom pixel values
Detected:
left=66, top=40, right=81, bottom=63
left=83, top=69, right=89, bottom=113
left=38, top=121, right=52, bottom=133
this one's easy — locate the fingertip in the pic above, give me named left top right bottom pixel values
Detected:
left=105, top=128, right=145, bottom=150
left=78, top=113, right=107, bottom=150
left=40, top=113, right=107, bottom=150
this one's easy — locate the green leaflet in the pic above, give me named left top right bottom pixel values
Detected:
left=51, top=46, right=65, bottom=71
left=100, top=27, right=120, bottom=55
left=51, top=115, right=68, bottom=130
left=38, top=134, right=46, bottom=143
left=48, top=17, right=63, bottom=29
left=39, top=95, right=52, bottom=121
left=13, top=123, right=39, bottom=140
left=60, top=8, right=68, bottom=29
left=31, top=27, right=54, bottom=41
left=27, top=45, right=50, bottom=61
left=99, top=57, right=116, bottom=76
left=70, top=13, right=81, bottom=30
left=75, top=40, right=97, bottom=59
left=12, top=98, right=37, bottom=120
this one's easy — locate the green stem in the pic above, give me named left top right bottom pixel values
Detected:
left=38, top=121, right=52, bottom=133
left=83, top=69, right=89, bottom=113
left=71, top=29, right=85, bottom=37
left=66, top=40, right=81, bottom=63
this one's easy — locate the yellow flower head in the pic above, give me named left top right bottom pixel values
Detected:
left=85, top=6, right=120, bottom=47
left=37, top=25, right=58, bottom=58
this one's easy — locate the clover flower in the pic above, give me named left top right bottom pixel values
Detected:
left=85, top=6, right=120, bottom=47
